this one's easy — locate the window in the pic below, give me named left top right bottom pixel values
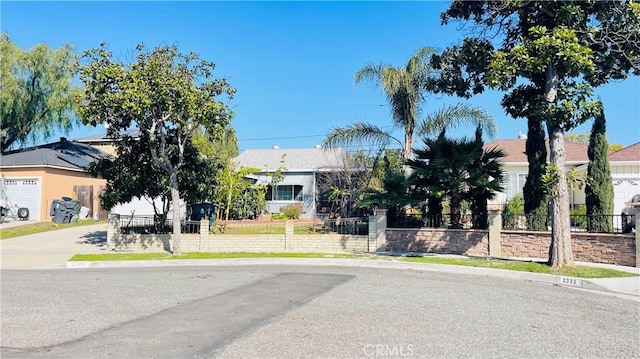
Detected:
left=266, top=185, right=303, bottom=201
left=506, top=173, right=527, bottom=199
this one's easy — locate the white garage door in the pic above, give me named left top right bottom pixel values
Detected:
left=3, top=178, right=41, bottom=221
left=613, top=179, right=640, bottom=216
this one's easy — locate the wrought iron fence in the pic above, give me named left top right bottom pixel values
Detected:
left=502, top=213, right=634, bottom=234
left=389, top=214, right=487, bottom=230
left=117, top=215, right=201, bottom=234
left=309, top=217, right=369, bottom=235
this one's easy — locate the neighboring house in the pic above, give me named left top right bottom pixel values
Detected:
left=234, top=146, right=348, bottom=218
left=486, top=138, right=640, bottom=214
left=0, top=138, right=108, bottom=221
left=74, top=130, right=186, bottom=218
left=606, top=142, right=640, bottom=216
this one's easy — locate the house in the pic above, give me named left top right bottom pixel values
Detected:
left=606, top=142, right=640, bottom=215
left=486, top=138, right=640, bottom=214
left=0, top=138, right=109, bottom=221
left=234, top=146, right=348, bottom=218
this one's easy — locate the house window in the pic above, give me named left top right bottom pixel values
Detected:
left=506, top=173, right=528, bottom=199
left=266, top=185, right=303, bottom=201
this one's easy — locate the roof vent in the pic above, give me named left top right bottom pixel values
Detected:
left=314, top=145, right=321, bottom=149
left=517, top=131, right=527, bottom=140
left=272, top=145, right=280, bottom=150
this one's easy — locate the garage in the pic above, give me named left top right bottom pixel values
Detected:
left=2, top=177, right=41, bottom=221
left=613, top=179, right=640, bottom=216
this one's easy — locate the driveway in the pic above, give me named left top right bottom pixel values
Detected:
left=0, top=223, right=108, bottom=270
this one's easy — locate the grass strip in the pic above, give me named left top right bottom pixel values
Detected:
left=0, top=220, right=104, bottom=240
left=403, top=256, right=638, bottom=278
left=68, top=252, right=637, bottom=278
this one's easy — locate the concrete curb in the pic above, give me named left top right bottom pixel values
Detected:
left=65, top=257, right=633, bottom=296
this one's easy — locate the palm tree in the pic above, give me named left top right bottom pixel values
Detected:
left=324, top=47, right=436, bottom=164
left=324, top=48, right=497, bottom=175
left=408, top=127, right=504, bottom=229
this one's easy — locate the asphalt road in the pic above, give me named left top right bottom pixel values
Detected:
left=1, top=265, right=638, bottom=359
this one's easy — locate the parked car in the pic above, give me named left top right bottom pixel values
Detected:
left=621, top=194, right=640, bottom=233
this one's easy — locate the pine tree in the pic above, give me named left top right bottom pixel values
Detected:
left=585, top=108, right=614, bottom=233
left=523, top=117, right=550, bottom=230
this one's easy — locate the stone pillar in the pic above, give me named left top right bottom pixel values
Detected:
left=199, top=220, right=209, bottom=251
left=107, top=213, right=120, bottom=251
left=487, top=204, right=502, bottom=257
left=369, top=209, right=387, bottom=252
left=285, top=220, right=294, bottom=251
left=634, top=202, right=640, bottom=268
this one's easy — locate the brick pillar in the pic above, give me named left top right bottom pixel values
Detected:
left=369, top=209, right=387, bottom=252
left=487, top=204, right=502, bottom=257
left=107, top=213, right=120, bottom=250
left=285, top=220, right=294, bottom=251
left=199, top=220, right=209, bottom=251
left=634, top=202, right=640, bottom=268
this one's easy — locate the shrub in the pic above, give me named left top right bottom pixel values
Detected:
left=271, top=213, right=288, bottom=220
left=280, top=203, right=304, bottom=219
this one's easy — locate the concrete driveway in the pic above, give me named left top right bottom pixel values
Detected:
left=0, top=223, right=109, bottom=270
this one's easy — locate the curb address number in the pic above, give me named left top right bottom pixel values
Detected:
left=559, top=276, right=582, bottom=287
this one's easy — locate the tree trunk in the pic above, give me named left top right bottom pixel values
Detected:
left=547, top=126, right=573, bottom=267
left=402, top=130, right=413, bottom=177
left=170, top=172, right=182, bottom=255
left=545, top=63, right=573, bottom=268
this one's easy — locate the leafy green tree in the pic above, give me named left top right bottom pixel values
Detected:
left=585, top=107, right=614, bottom=233
left=566, top=132, right=624, bottom=151
left=436, top=1, right=640, bottom=267
left=88, top=131, right=222, bottom=227
left=0, top=33, right=80, bottom=152
left=360, top=170, right=412, bottom=227
left=78, top=43, right=234, bottom=255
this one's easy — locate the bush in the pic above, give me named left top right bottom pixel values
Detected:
left=271, top=213, right=288, bottom=220
left=280, top=203, right=304, bottom=219
left=570, top=204, right=587, bottom=229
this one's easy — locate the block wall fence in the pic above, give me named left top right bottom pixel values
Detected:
left=107, top=204, right=639, bottom=267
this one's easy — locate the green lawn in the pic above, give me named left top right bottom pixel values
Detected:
left=0, top=220, right=104, bottom=240
left=402, top=256, right=638, bottom=278
left=67, top=251, right=637, bottom=279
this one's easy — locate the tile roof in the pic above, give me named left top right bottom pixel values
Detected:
left=1, top=139, right=108, bottom=171
left=235, top=147, right=347, bottom=172
left=608, top=142, right=640, bottom=162
left=484, top=139, right=590, bottom=164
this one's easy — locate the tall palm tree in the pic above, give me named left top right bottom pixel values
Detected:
left=324, top=47, right=436, bottom=163
left=324, top=48, right=497, bottom=174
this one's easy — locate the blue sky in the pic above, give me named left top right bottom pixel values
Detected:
left=2, top=1, right=639, bottom=150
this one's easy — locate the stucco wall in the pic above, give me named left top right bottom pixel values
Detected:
left=1, top=167, right=106, bottom=222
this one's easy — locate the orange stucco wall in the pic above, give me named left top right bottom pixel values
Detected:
left=1, top=167, right=106, bottom=222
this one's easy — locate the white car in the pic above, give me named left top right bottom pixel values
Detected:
left=621, top=194, right=640, bottom=233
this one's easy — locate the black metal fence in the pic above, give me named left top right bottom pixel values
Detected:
left=310, top=217, right=369, bottom=235
left=117, top=215, right=201, bottom=234
left=389, top=214, right=487, bottom=230
left=502, top=213, right=634, bottom=234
